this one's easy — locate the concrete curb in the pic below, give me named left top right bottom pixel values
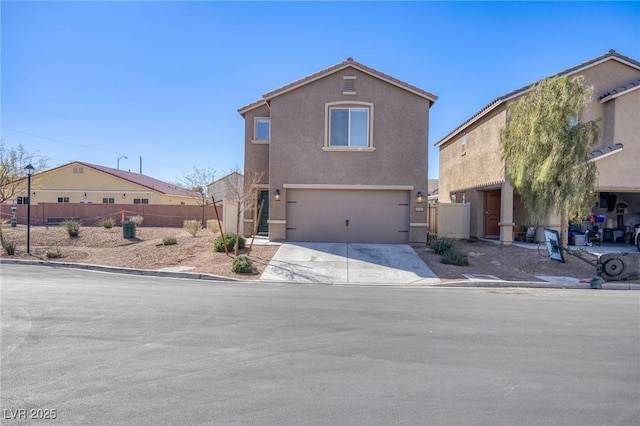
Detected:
left=0, top=258, right=239, bottom=282
left=2, top=258, right=639, bottom=289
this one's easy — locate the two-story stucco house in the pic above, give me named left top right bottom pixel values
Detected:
left=239, top=58, right=437, bottom=243
left=435, top=50, right=640, bottom=245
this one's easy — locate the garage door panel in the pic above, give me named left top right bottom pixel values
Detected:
left=286, top=189, right=409, bottom=243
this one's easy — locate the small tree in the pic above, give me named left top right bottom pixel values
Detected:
left=0, top=143, right=48, bottom=247
left=500, top=75, right=599, bottom=245
left=222, top=166, right=264, bottom=255
left=176, top=167, right=217, bottom=226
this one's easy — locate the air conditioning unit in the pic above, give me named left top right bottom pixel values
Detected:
left=597, top=252, right=640, bottom=281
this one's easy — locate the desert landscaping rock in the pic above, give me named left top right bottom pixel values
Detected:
left=0, top=225, right=614, bottom=284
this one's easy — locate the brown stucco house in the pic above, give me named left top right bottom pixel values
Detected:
left=435, top=50, right=640, bottom=245
left=239, top=58, right=437, bottom=243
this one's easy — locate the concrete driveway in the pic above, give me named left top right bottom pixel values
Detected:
left=260, top=242, right=440, bottom=285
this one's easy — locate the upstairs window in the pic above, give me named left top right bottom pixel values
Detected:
left=17, top=196, right=28, bottom=204
left=133, top=198, right=149, bottom=204
left=103, top=198, right=115, bottom=204
left=57, top=197, right=70, bottom=203
left=329, top=107, right=369, bottom=147
left=254, top=118, right=270, bottom=142
left=461, top=134, right=467, bottom=155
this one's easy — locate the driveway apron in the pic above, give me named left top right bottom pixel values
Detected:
left=259, top=242, right=440, bottom=285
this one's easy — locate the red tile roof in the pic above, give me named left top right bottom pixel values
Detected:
left=44, top=161, right=198, bottom=198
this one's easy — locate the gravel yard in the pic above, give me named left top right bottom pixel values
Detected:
left=1, top=224, right=601, bottom=282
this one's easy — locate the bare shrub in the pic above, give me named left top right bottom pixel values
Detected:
left=207, top=219, right=221, bottom=234
left=183, top=220, right=202, bottom=237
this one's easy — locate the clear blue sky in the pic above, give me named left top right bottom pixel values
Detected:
left=2, top=1, right=639, bottom=183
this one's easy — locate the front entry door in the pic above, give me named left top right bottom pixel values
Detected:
left=485, top=190, right=501, bottom=237
left=257, top=190, right=269, bottom=234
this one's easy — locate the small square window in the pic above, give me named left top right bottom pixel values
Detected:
left=255, top=118, right=270, bottom=141
left=57, top=197, right=69, bottom=203
left=103, top=198, right=115, bottom=204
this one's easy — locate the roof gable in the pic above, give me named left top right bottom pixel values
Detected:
left=239, top=58, right=437, bottom=115
left=39, top=161, right=198, bottom=198
left=435, top=50, right=640, bottom=148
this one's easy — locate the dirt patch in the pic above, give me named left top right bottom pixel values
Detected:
left=1, top=225, right=278, bottom=280
left=413, top=239, right=599, bottom=282
left=1, top=225, right=603, bottom=283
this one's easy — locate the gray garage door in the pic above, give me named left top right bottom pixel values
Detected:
left=286, top=189, right=410, bottom=243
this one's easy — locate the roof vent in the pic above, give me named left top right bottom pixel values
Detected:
left=609, top=49, right=616, bottom=53
left=346, top=57, right=353, bottom=61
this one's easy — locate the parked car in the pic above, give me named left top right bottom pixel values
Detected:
left=635, top=225, right=640, bottom=252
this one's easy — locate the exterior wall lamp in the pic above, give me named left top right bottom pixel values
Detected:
left=416, top=191, right=424, bottom=203
left=274, top=189, right=281, bottom=201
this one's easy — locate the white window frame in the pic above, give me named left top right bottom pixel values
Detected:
left=323, top=101, right=375, bottom=152
left=252, top=117, right=270, bottom=144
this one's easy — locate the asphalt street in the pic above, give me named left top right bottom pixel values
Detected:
left=1, top=264, right=639, bottom=425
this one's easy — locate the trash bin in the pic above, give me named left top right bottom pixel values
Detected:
left=123, top=221, right=136, bottom=239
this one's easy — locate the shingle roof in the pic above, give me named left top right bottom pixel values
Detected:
left=435, top=50, right=640, bottom=148
left=238, top=57, right=437, bottom=115
left=588, top=143, right=623, bottom=161
left=599, top=78, right=640, bottom=102
left=41, top=161, right=199, bottom=198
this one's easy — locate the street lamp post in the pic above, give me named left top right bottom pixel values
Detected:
left=25, top=164, right=34, bottom=254
left=117, top=156, right=128, bottom=170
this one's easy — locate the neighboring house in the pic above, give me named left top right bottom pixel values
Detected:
left=13, top=161, right=199, bottom=206
left=239, top=58, right=437, bottom=243
left=435, top=50, right=640, bottom=244
left=207, top=172, right=244, bottom=234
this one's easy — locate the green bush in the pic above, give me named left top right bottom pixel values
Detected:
left=46, top=248, right=62, bottom=259
left=3, top=241, right=16, bottom=255
left=430, top=238, right=452, bottom=255
left=214, top=233, right=246, bottom=252
left=63, top=220, right=80, bottom=237
left=231, top=255, right=254, bottom=274
left=440, top=248, right=469, bottom=266
left=98, top=217, right=115, bottom=229
left=183, top=220, right=202, bottom=237
left=162, top=236, right=177, bottom=246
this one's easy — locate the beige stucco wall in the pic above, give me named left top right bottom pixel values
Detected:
left=579, top=60, right=640, bottom=147
left=265, top=67, right=430, bottom=242
left=595, top=88, right=640, bottom=191
left=438, top=108, right=507, bottom=203
left=438, top=57, right=640, bottom=242
left=13, top=163, right=196, bottom=205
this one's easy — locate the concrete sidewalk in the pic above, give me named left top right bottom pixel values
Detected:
left=259, top=242, right=440, bottom=285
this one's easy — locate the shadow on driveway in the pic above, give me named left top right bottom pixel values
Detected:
left=259, top=242, right=440, bottom=285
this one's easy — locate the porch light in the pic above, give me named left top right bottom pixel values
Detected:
left=416, top=191, right=424, bottom=203
left=274, top=189, right=281, bottom=201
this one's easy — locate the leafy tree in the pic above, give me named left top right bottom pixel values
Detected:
left=500, top=75, right=599, bottom=245
left=176, top=167, right=217, bottom=226
left=0, top=143, right=48, bottom=246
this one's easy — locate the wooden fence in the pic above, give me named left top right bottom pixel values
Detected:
left=1, top=203, right=223, bottom=228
